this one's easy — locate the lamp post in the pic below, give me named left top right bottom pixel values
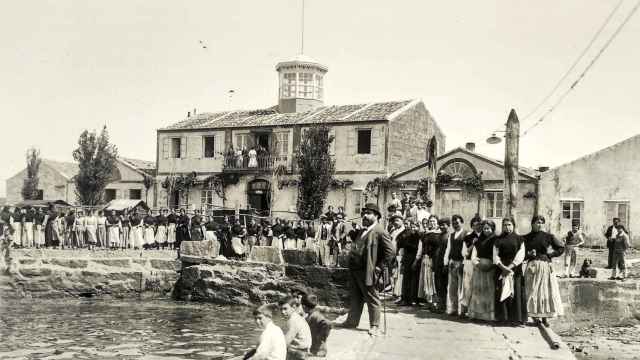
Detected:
left=486, top=109, right=520, bottom=221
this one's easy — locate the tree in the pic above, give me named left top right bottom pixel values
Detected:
left=296, top=125, right=335, bottom=220
left=21, top=148, right=42, bottom=200
left=72, top=126, right=118, bottom=206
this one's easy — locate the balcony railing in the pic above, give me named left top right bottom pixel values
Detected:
left=223, top=154, right=290, bottom=172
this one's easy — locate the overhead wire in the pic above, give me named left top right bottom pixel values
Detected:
left=522, top=0, right=640, bottom=137
left=520, top=0, right=625, bottom=123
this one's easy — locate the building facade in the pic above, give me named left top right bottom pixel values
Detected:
left=391, top=144, right=539, bottom=232
left=156, top=55, right=445, bottom=219
left=5, top=157, right=157, bottom=206
left=539, top=135, right=640, bottom=247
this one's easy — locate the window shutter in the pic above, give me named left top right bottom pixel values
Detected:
left=347, top=128, right=356, bottom=155
left=189, top=136, right=202, bottom=159
left=162, top=138, right=170, bottom=159
left=370, top=127, right=380, bottom=155
left=180, top=136, right=187, bottom=159
left=215, top=132, right=224, bottom=157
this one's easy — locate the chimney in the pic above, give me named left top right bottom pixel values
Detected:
left=537, top=166, right=549, bottom=172
left=465, top=142, right=476, bottom=152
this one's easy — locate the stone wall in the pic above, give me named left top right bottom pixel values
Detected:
left=555, top=278, right=640, bottom=332
left=0, top=249, right=179, bottom=299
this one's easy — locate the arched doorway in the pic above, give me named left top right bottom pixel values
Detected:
left=247, top=179, right=271, bottom=213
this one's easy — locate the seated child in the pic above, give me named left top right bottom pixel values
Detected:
left=244, top=305, right=287, bottom=360
left=301, top=294, right=332, bottom=357
left=280, top=297, right=312, bottom=360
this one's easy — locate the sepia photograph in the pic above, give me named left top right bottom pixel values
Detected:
left=1, top=1, right=639, bottom=359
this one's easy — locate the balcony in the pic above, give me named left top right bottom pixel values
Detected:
left=223, top=154, right=291, bottom=173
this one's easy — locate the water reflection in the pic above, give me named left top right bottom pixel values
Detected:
left=0, top=298, right=285, bottom=359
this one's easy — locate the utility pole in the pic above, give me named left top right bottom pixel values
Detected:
left=504, top=109, right=520, bottom=220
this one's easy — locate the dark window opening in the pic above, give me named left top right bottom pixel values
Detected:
left=105, top=189, right=117, bottom=202
left=357, top=129, right=372, bottom=154
left=204, top=136, right=215, bottom=158
left=129, top=189, right=142, bottom=200
left=171, top=138, right=181, bottom=158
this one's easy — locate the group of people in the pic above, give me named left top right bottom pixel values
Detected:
left=224, top=145, right=270, bottom=169
left=244, top=290, right=331, bottom=360
left=332, top=199, right=582, bottom=339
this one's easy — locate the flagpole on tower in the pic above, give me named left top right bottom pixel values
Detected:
left=301, top=0, right=305, bottom=54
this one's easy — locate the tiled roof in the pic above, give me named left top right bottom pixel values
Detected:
left=43, top=159, right=79, bottom=180
left=160, top=100, right=414, bottom=131
left=119, top=157, right=156, bottom=174
left=42, top=157, right=156, bottom=180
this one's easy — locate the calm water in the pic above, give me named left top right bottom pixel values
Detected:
left=0, top=298, right=284, bottom=360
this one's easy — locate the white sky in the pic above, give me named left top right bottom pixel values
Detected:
left=1, top=0, right=639, bottom=197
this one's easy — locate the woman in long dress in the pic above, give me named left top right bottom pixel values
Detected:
left=34, top=208, right=46, bottom=248
left=524, top=215, right=565, bottom=326
left=389, top=216, right=406, bottom=299
left=468, top=220, right=497, bottom=322
left=75, top=210, right=86, bottom=249
left=142, top=210, right=156, bottom=249
left=494, top=216, right=527, bottom=325
left=11, top=207, right=23, bottom=248
left=203, top=216, right=219, bottom=257
left=417, top=215, right=440, bottom=306
left=105, top=210, right=121, bottom=249
left=44, top=207, right=61, bottom=248
left=155, top=208, right=169, bottom=249
left=121, top=209, right=131, bottom=249
left=304, top=221, right=316, bottom=250
left=190, top=210, right=204, bottom=241
left=176, top=209, right=191, bottom=249
left=461, top=215, right=482, bottom=315
left=167, top=209, right=177, bottom=249
left=84, top=209, right=98, bottom=250
left=23, top=208, right=34, bottom=248
left=248, top=147, right=258, bottom=168
left=97, top=211, right=107, bottom=248
left=398, top=220, right=421, bottom=306
left=129, top=211, right=144, bottom=250
left=64, top=210, right=76, bottom=249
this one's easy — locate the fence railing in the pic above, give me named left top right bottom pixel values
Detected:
left=223, top=154, right=290, bottom=171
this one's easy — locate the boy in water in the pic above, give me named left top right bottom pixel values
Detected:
left=243, top=305, right=286, bottom=360
left=280, top=297, right=312, bottom=360
left=301, top=294, right=331, bottom=357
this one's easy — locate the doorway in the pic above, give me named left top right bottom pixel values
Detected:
left=256, top=134, right=270, bottom=150
left=248, top=179, right=270, bottom=212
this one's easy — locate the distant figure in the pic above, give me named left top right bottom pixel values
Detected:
left=564, top=220, right=585, bottom=277
left=609, top=225, right=631, bottom=281
left=604, top=218, right=620, bottom=269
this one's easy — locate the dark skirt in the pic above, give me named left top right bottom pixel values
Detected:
left=401, top=260, right=420, bottom=303
left=176, top=225, right=190, bottom=245
left=44, top=221, right=59, bottom=247
left=191, top=227, right=204, bottom=241
left=495, top=268, right=527, bottom=323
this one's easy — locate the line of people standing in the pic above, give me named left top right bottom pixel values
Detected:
left=389, top=211, right=566, bottom=326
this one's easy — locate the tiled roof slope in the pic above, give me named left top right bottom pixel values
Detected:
left=43, top=159, right=79, bottom=180
left=160, top=100, right=414, bottom=131
left=119, top=157, right=156, bottom=175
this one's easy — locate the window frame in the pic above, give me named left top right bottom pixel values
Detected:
left=485, top=191, right=504, bottom=218
left=129, top=189, right=142, bottom=200
left=171, top=137, right=182, bottom=159
left=352, top=189, right=363, bottom=215
left=203, top=135, right=216, bottom=158
left=560, top=200, right=583, bottom=223
left=604, top=200, right=630, bottom=228
left=356, top=128, right=372, bottom=154
left=105, top=189, right=117, bottom=202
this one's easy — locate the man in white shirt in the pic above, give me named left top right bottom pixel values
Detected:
left=280, top=297, right=312, bottom=359
left=415, top=201, right=431, bottom=224
left=244, top=305, right=287, bottom=360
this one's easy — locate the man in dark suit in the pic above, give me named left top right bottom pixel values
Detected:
left=335, top=203, right=395, bottom=337
left=604, top=218, right=620, bottom=269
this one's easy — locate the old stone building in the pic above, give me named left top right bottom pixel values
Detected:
left=156, top=55, right=445, bottom=218
left=390, top=143, right=539, bottom=232
left=5, top=157, right=157, bottom=206
left=539, top=134, right=640, bottom=247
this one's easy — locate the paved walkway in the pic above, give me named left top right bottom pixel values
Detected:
left=325, top=304, right=575, bottom=360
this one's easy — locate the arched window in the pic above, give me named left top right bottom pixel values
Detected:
left=441, top=160, right=475, bottom=180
